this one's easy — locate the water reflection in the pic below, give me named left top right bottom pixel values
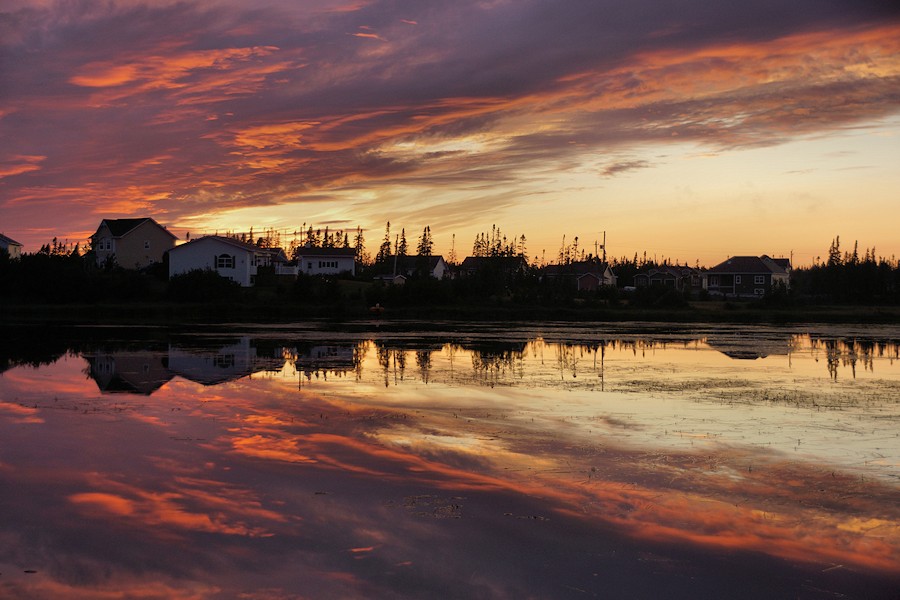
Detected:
left=0, top=323, right=898, bottom=598
left=62, top=331, right=900, bottom=395
left=85, top=350, right=172, bottom=395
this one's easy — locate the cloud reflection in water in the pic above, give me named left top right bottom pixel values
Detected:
left=0, top=325, right=898, bottom=598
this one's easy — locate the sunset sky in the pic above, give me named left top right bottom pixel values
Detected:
left=2, top=0, right=899, bottom=265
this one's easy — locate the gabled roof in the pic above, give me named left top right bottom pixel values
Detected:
left=96, top=218, right=177, bottom=239
left=170, top=235, right=266, bottom=254
left=767, top=257, right=792, bottom=272
left=294, top=246, right=357, bottom=257
left=0, top=233, right=23, bottom=246
left=379, top=255, right=446, bottom=270
left=707, top=255, right=788, bottom=275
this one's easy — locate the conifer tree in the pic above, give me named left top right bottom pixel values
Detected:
left=398, top=228, right=408, bottom=257
left=376, top=222, right=391, bottom=263
left=417, top=226, right=433, bottom=256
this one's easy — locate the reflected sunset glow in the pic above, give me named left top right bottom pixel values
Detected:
left=0, top=323, right=897, bottom=597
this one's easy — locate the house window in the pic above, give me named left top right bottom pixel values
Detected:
left=144, top=240, right=150, bottom=249
left=308, top=262, right=313, bottom=269
left=217, top=254, right=235, bottom=269
left=735, top=275, right=742, bottom=284
left=708, top=275, right=718, bottom=286
left=754, top=288, right=765, bottom=295
left=754, top=275, right=765, bottom=284
left=214, top=354, right=235, bottom=368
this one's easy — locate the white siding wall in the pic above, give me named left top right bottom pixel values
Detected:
left=169, top=238, right=257, bottom=286
left=299, top=255, right=355, bottom=276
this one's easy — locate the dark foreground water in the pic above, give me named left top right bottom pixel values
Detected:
left=1, top=321, right=898, bottom=599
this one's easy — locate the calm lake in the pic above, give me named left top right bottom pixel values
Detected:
left=1, top=321, right=898, bottom=599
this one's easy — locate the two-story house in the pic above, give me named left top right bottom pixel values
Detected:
left=703, top=255, right=791, bottom=297
left=91, top=218, right=177, bottom=269
left=0, top=233, right=23, bottom=259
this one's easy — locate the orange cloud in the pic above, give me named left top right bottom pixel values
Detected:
left=0, top=154, right=45, bottom=180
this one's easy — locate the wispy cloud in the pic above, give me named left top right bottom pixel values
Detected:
left=1, top=0, right=898, bottom=254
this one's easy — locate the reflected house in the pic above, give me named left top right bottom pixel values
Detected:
left=705, top=335, right=792, bottom=360
left=91, top=218, right=177, bottom=269
left=0, top=233, right=23, bottom=259
left=85, top=350, right=173, bottom=395
left=295, top=344, right=358, bottom=378
left=168, top=337, right=284, bottom=385
left=703, top=255, right=791, bottom=298
left=168, top=235, right=286, bottom=287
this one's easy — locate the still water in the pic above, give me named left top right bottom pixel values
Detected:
left=1, top=322, right=898, bottom=599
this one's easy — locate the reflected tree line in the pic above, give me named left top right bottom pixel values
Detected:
left=804, top=335, right=900, bottom=381
left=1, top=327, right=897, bottom=392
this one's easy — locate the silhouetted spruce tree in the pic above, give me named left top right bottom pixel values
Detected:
left=376, top=222, right=391, bottom=264
left=417, top=226, right=433, bottom=256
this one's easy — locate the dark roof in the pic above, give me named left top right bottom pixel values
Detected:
left=0, top=233, right=23, bottom=246
left=97, top=218, right=177, bottom=239
left=707, top=255, right=788, bottom=275
left=379, top=255, right=446, bottom=270
left=294, top=246, right=357, bottom=257
left=460, top=256, right=528, bottom=271
left=770, top=257, right=792, bottom=270
left=543, top=260, right=613, bottom=276
left=170, top=235, right=266, bottom=254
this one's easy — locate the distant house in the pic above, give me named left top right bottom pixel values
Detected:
left=703, top=255, right=791, bottom=297
left=543, top=259, right=617, bottom=291
left=0, top=233, right=23, bottom=259
left=257, top=247, right=295, bottom=276
left=634, top=265, right=703, bottom=292
left=373, top=273, right=408, bottom=286
left=91, top=218, right=177, bottom=269
left=375, top=255, right=450, bottom=280
left=168, top=235, right=278, bottom=287
left=295, top=246, right=356, bottom=276
left=458, top=256, right=529, bottom=278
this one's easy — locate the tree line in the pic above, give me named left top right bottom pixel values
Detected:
left=2, top=231, right=898, bottom=307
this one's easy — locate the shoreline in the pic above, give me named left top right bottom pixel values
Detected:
left=3, top=300, right=900, bottom=326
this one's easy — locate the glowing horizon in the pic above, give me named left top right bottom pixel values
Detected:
left=2, top=1, right=899, bottom=267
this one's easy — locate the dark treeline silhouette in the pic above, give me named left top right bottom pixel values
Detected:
left=789, top=237, right=900, bottom=305
left=2, top=233, right=899, bottom=312
left=0, top=243, right=167, bottom=304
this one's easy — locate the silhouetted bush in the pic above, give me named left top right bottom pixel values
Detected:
left=167, top=269, right=241, bottom=302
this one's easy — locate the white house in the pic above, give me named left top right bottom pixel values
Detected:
left=168, top=337, right=285, bottom=385
left=295, top=246, right=356, bottom=276
left=168, top=235, right=273, bottom=287
left=0, top=233, right=23, bottom=259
